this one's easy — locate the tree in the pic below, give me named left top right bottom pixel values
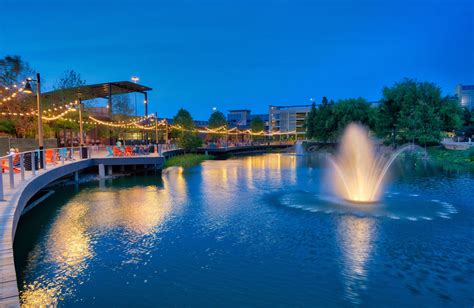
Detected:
left=333, top=97, right=371, bottom=133
left=374, top=78, right=454, bottom=147
left=412, top=100, right=441, bottom=148
left=172, top=108, right=201, bottom=151
left=113, top=94, right=134, bottom=116
left=313, top=97, right=336, bottom=142
left=177, top=131, right=202, bottom=151
left=250, top=116, right=265, bottom=133
left=208, top=111, right=227, bottom=128
left=439, top=96, right=463, bottom=133
left=173, top=108, right=195, bottom=129
left=53, top=69, right=86, bottom=90
left=304, top=102, right=317, bottom=139
left=0, top=55, right=36, bottom=137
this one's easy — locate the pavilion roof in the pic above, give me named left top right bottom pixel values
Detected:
left=40, top=81, right=152, bottom=103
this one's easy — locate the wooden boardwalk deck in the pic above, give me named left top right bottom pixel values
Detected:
left=0, top=149, right=167, bottom=307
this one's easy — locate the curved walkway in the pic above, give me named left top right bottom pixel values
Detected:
left=0, top=149, right=169, bottom=307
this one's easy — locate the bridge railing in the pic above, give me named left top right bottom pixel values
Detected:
left=0, top=143, right=179, bottom=200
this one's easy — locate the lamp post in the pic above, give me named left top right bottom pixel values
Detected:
left=131, top=76, right=139, bottom=116
left=24, top=73, right=44, bottom=168
left=144, top=92, right=148, bottom=143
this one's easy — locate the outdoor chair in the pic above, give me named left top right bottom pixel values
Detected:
left=1, top=154, right=21, bottom=173
left=58, top=148, right=68, bottom=161
left=113, top=147, right=123, bottom=157
left=106, top=146, right=114, bottom=157
left=45, top=149, right=57, bottom=165
left=124, top=146, right=134, bottom=156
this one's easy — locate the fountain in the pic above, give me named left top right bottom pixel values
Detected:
left=328, top=123, right=409, bottom=203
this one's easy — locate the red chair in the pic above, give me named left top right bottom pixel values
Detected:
left=45, top=149, right=57, bottom=165
left=2, top=154, right=20, bottom=173
left=113, top=147, right=123, bottom=157
left=124, top=146, right=134, bottom=156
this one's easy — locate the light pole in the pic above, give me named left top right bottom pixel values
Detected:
left=24, top=73, right=44, bottom=168
left=131, top=76, right=139, bottom=116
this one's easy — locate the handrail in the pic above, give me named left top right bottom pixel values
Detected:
left=0, top=143, right=179, bottom=200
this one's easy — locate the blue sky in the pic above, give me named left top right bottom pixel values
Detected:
left=1, top=0, right=473, bottom=119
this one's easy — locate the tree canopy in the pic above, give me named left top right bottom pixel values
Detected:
left=208, top=111, right=227, bottom=128
left=172, top=108, right=201, bottom=151
left=250, top=116, right=265, bottom=133
left=374, top=78, right=463, bottom=146
left=173, top=108, right=195, bottom=129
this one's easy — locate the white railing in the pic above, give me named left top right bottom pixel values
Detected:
left=0, top=143, right=179, bottom=200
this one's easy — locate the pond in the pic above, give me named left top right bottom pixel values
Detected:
left=14, top=154, right=474, bottom=306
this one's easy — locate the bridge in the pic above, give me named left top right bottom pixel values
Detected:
left=196, top=142, right=294, bottom=157
left=0, top=145, right=180, bottom=307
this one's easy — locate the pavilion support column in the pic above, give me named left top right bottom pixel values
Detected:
left=74, top=171, right=79, bottom=182
left=107, top=166, right=113, bottom=176
left=108, top=84, right=113, bottom=145
left=144, top=92, right=148, bottom=144
left=98, top=164, right=105, bottom=178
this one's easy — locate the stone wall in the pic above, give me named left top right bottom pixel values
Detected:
left=0, top=138, right=58, bottom=155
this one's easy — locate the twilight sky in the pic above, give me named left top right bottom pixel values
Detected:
left=1, top=0, right=473, bottom=119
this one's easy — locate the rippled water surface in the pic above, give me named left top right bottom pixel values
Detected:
left=14, top=154, right=474, bottom=306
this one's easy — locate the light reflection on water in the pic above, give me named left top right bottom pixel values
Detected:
left=14, top=154, right=474, bottom=306
left=337, top=216, right=376, bottom=305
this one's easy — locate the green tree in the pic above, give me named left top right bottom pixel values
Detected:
left=172, top=108, right=201, bottom=151
left=439, top=96, right=463, bottom=133
left=208, top=110, right=227, bottom=140
left=375, top=78, right=453, bottom=147
left=208, top=111, right=227, bottom=128
left=313, top=97, right=336, bottom=142
left=53, top=69, right=86, bottom=90
left=173, top=108, right=195, bottom=129
left=178, top=131, right=202, bottom=151
left=0, top=119, right=16, bottom=135
left=304, top=101, right=317, bottom=139
left=250, top=116, right=265, bottom=133
left=333, top=97, right=371, bottom=133
left=0, top=55, right=36, bottom=137
left=412, top=100, right=441, bottom=148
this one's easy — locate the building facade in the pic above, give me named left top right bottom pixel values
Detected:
left=269, top=105, right=311, bottom=138
left=456, top=84, right=474, bottom=110
left=227, top=110, right=251, bottom=126
left=227, top=110, right=269, bottom=130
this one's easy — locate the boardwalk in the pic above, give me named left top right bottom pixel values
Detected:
left=0, top=147, right=171, bottom=307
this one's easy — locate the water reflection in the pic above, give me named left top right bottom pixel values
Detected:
left=337, top=216, right=377, bottom=305
left=20, top=179, right=173, bottom=306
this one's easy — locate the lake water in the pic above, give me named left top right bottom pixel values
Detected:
left=14, top=154, right=474, bottom=306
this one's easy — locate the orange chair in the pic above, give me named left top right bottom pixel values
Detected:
left=113, top=147, right=123, bottom=157
left=45, top=149, right=57, bottom=165
left=1, top=154, right=20, bottom=173
left=124, top=146, right=134, bottom=156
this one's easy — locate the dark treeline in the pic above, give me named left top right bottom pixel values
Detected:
left=304, top=78, right=473, bottom=147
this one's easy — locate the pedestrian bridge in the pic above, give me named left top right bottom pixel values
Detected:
left=0, top=145, right=180, bottom=307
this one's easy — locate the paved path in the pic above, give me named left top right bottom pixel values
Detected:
left=0, top=150, right=166, bottom=307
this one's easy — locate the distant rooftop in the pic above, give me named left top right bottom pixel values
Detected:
left=228, top=109, right=251, bottom=112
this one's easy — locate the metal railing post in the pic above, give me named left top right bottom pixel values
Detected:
left=32, top=152, right=36, bottom=176
left=8, top=155, right=14, bottom=189
left=43, top=149, right=47, bottom=170
left=0, top=167, right=3, bottom=201
left=20, top=153, right=25, bottom=181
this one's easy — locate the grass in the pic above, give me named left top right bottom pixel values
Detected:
left=427, top=146, right=474, bottom=168
left=164, top=154, right=215, bottom=168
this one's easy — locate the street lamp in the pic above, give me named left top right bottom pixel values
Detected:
left=131, top=76, right=139, bottom=116
left=24, top=73, right=44, bottom=168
